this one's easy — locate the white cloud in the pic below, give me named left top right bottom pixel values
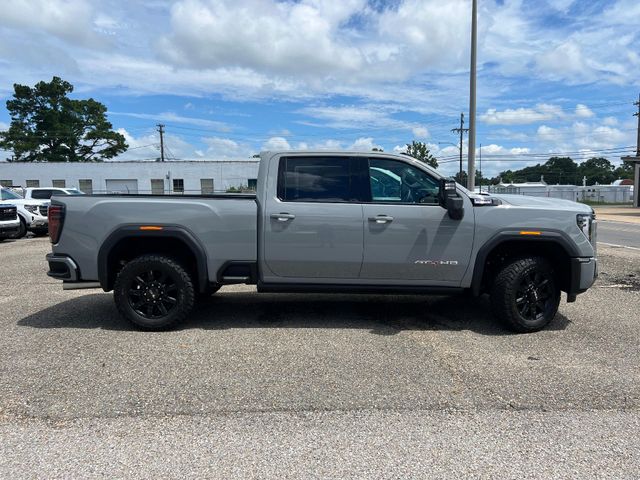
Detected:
left=262, top=136, right=291, bottom=151
left=412, top=126, right=429, bottom=138
left=110, top=111, right=230, bottom=131
left=159, top=0, right=369, bottom=76
left=349, top=137, right=382, bottom=151
left=480, top=104, right=564, bottom=125
left=0, top=0, right=99, bottom=44
left=298, top=105, right=431, bottom=138
left=203, top=137, right=254, bottom=160
left=509, top=147, right=531, bottom=155
left=574, top=104, right=594, bottom=118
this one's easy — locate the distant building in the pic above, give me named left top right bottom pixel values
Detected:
left=489, top=180, right=632, bottom=204
left=0, top=160, right=260, bottom=194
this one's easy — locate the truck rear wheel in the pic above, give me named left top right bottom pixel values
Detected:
left=490, top=257, right=560, bottom=333
left=114, top=255, right=195, bottom=330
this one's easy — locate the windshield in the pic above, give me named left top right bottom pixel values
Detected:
left=1, top=188, right=22, bottom=200
left=66, top=189, right=85, bottom=195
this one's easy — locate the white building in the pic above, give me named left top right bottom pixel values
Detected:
left=0, top=160, right=260, bottom=194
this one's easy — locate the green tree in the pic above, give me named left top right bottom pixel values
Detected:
left=578, top=157, right=615, bottom=185
left=542, top=156, right=578, bottom=184
left=0, top=76, right=127, bottom=162
left=454, top=170, right=467, bottom=185
left=613, top=161, right=634, bottom=180
left=402, top=140, right=438, bottom=168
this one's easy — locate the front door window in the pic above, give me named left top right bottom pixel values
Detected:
left=369, top=158, right=439, bottom=205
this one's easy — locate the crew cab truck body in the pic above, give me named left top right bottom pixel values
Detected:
left=46, top=151, right=597, bottom=332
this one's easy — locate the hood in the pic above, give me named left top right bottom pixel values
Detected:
left=490, top=194, right=592, bottom=213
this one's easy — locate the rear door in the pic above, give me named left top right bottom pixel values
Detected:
left=262, top=155, right=366, bottom=280
left=360, top=157, right=474, bottom=285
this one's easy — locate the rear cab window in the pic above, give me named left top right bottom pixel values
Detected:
left=31, top=190, right=53, bottom=199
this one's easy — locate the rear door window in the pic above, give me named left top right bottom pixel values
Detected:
left=277, top=156, right=367, bottom=202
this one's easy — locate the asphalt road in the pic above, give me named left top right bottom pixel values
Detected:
left=1, top=238, right=639, bottom=478
left=598, top=220, right=640, bottom=249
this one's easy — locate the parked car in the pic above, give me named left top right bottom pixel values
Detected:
left=46, top=151, right=597, bottom=333
left=0, top=204, right=20, bottom=241
left=23, top=187, right=85, bottom=200
left=0, top=187, right=49, bottom=238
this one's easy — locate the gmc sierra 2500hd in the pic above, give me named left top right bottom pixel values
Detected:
left=46, top=151, right=597, bottom=332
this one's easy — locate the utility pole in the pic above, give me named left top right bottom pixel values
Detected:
left=621, top=94, right=640, bottom=207
left=451, top=113, right=468, bottom=179
left=467, top=0, right=478, bottom=191
left=157, top=124, right=165, bottom=162
left=636, top=93, right=640, bottom=158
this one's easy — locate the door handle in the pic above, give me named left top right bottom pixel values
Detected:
left=368, top=215, right=394, bottom=224
left=271, top=213, right=296, bottom=222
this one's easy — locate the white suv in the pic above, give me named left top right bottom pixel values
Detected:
left=0, top=204, right=20, bottom=241
left=0, top=187, right=49, bottom=238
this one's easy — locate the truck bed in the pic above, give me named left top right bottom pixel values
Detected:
left=51, top=193, right=258, bottom=285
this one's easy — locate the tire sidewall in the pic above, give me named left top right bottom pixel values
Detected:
left=114, top=256, right=194, bottom=330
left=493, top=257, right=561, bottom=333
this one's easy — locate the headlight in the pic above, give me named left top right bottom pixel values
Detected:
left=24, top=205, right=38, bottom=214
left=577, top=213, right=596, bottom=245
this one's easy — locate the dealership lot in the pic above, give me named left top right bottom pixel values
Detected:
left=1, top=237, right=639, bottom=477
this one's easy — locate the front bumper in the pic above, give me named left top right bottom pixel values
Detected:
left=0, top=223, right=19, bottom=236
left=567, top=256, right=597, bottom=302
left=0, top=220, right=20, bottom=237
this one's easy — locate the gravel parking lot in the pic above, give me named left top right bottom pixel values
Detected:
left=1, top=237, right=639, bottom=478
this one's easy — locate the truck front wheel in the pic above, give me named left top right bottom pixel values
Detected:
left=114, top=255, right=195, bottom=330
left=490, top=257, right=560, bottom=333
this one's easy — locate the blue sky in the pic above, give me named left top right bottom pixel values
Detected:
left=0, top=0, right=639, bottom=177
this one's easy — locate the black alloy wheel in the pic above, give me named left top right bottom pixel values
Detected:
left=514, top=270, right=555, bottom=322
left=128, top=269, right=179, bottom=319
left=114, top=255, right=195, bottom=330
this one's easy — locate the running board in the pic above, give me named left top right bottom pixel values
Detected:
left=257, top=283, right=464, bottom=295
left=220, top=276, right=251, bottom=284
left=63, top=281, right=102, bottom=290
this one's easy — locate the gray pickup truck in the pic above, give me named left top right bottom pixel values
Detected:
left=46, top=151, right=597, bottom=332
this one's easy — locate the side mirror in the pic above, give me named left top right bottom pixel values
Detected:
left=439, top=178, right=464, bottom=220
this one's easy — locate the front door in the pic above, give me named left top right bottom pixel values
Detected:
left=360, top=158, right=474, bottom=285
left=262, top=155, right=366, bottom=280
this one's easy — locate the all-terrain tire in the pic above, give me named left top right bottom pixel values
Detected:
left=114, top=254, right=195, bottom=330
left=490, top=257, right=560, bottom=333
